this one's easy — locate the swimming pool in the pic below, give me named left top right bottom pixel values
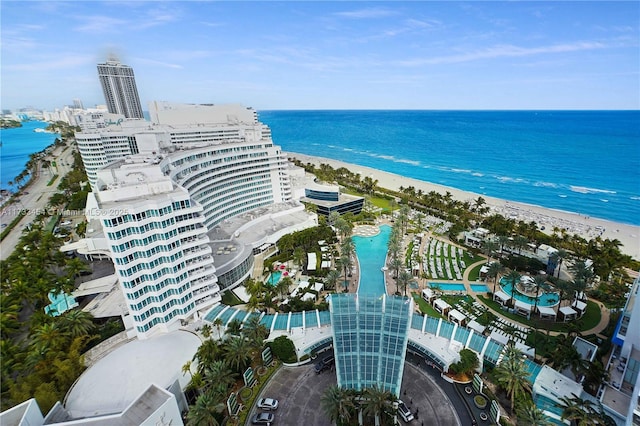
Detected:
left=428, top=283, right=490, bottom=293
left=500, top=278, right=559, bottom=307
left=267, top=270, right=282, bottom=286
left=45, top=291, right=78, bottom=316
left=470, top=284, right=490, bottom=293
left=353, top=225, right=391, bottom=296
left=430, top=283, right=465, bottom=292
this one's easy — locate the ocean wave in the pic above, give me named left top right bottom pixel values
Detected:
left=630, top=196, right=640, bottom=201
left=534, top=181, right=559, bottom=188
left=365, top=152, right=421, bottom=166
left=570, top=185, right=617, bottom=195
left=496, top=176, right=528, bottom=184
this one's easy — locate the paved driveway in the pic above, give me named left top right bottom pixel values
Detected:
left=249, top=360, right=462, bottom=426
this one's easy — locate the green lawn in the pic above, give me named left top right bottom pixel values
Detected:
left=413, top=294, right=444, bottom=319
left=222, top=290, right=244, bottom=306
left=477, top=295, right=602, bottom=333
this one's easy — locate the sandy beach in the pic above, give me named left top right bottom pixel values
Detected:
left=288, top=152, right=640, bottom=260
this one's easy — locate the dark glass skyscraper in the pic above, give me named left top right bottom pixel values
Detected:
left=97, top=58, right=144, bottom=119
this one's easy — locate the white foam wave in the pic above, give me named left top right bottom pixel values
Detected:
left=366, top=152, right=421, bottom=166
left=534, top=181, right=559, bottom=188
left=630, top=196, right=640, bottom=201
left=600, top=199, right=609, bottom=203
left=570, top=185, right=617, bottom=195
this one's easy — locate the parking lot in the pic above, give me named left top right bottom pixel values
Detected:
left=249, top=359, right=462, bottom=425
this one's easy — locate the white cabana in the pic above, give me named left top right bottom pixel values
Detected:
left=493, top=290, right=511, bottom=306
left=321, top=260, right=331, bottom=269
left=433, top=298, right=451, bottom=315
left=537, top=306, right=557, bottom=319
left=306, top=252, right=317, bottom=271
left=559, top=306, right=578, bottom=321
left=448, top=309, right=466, bottom=326
left=301, top=292, right=316, bottom=302
left=422, top=288, right=436, bottom=303
left=489, top=330, right=509, bottom=345
left=514, top=300, right=532, bottom=316
left=479, top=265, right=489, bottom=275
left=515, top=341, right=535, bottom=358
left=467, top=320, right=486, bottom=335
left=572, top=300, right=587, bottom=315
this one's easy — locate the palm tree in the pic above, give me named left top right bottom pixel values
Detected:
left=276, top=277, right=292, bottom=299
left=558, top=394, right=598, bottom=426
left=493, top=349, right=531, bottom=413
left=31, top=322, right=69, bottom=351
left=193, top=339, right=223, bottom=372
left=397, top=270, right=412, bottom=296
left=57, top=309, right=95, bottom=339
left=362, top=386, right=394, bottom=426
left=337, top=254, right=352, bottom=291
left=212, top=318, right=223, bottom=339
left=182, top=360, right=194, bottom=381
left=487, top=262, right=505, bottom=294
left=550, top=248, right=569, bottom=278
left=481, top=239, right=499, bottom=263
left=224, top=336, right=251, bottom=372
left=203, top=359, right=237, bottom=391
left=293, top=247, right=306, bottom=271
left=517, top=399, right=553, bottom=426
left=504, top=269, right=522, bottom=304
left=201, top=324, right=212, bottom=338
left=325, top=270, right=340, bottom=291
left=243, top=315, right=269, bottom=357
left=186, top=389, right=226, bottom=426
left=321, top=385, right=356, bottom=426
left=225, top=318, right=242, bottom=336
left=532, top=275, right=548, bottom=315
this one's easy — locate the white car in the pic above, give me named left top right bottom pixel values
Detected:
left=397, top=400, right=414, bottom=422
left=257, top=397, right=279, bottom=410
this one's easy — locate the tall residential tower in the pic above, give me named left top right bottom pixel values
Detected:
left=97, top=57, right=144, bottom=119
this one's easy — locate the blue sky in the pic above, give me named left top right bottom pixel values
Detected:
left=1, top=1, right=638, bottom=110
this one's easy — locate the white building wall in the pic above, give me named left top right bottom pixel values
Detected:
left=93, top=166, right=220, bottom=339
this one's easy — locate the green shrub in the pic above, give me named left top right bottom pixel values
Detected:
left=268, top=336, right=297, bottom=363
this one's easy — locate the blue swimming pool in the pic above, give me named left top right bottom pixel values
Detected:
left=500, top=278, right=559, bottom=307
left=470, top=284, right=490, bottom=293
left=45, top=291, right=78, bottom=316
left=267, top=270, right=282, bottom=286
left=353, top=225, right=391, bottom=296
left=429, top=283, right=465, bottom=292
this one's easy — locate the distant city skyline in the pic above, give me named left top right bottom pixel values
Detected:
left=1, top=1, right=639, bottom=111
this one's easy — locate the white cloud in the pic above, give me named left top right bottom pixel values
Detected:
left=4, top=54, right=95, bottom=72
left=333, top=7, right=398, bottom=19
left=398, top=41, right=610, bottom=66
left=73, top=15, right=128, bottom=33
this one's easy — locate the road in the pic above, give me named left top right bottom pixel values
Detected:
left=248, top=360, right=462, bottom=426
left=0, top=144, right=76, bottom=260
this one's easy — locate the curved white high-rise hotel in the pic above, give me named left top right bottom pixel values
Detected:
left=78, top=102, right=313, bottom=338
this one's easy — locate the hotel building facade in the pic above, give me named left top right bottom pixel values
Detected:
left=97, top=58, right=144, bottom=119
left=76, top=102, right=313, bottom=339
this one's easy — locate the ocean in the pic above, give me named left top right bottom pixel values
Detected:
left=2, top=112, right=638, bottom=226
left=0, top=121, right=60, bottom=190
left=259, top=110, right=640, bottom=226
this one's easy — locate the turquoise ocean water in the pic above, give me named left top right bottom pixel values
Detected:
left=259, top=110, right=640, bottom=226
left=0, top=121, right=60, bottom=190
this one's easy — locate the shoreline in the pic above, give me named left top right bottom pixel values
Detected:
left=288, top=152, right=640, bottom=260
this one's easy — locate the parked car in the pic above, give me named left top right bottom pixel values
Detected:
left=397, top=400, right=414, bottom=422
left=257, top=398, right=279, bottom=410
left=252, top=412, right=274, bottom=424
left=314, top=355, right=335, bottom=374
